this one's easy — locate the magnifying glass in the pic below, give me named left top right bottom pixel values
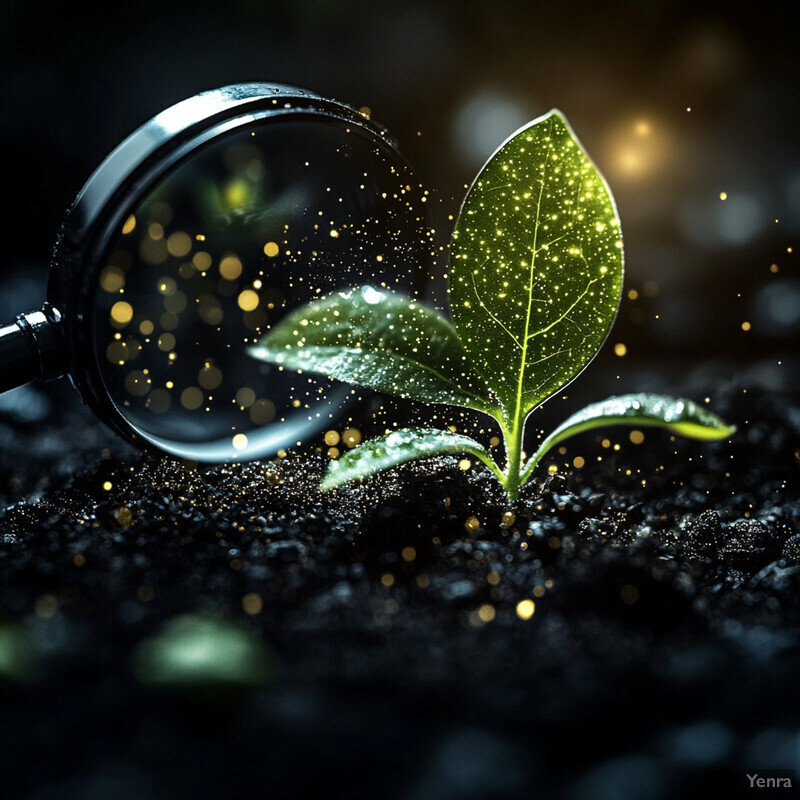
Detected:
left=0, top=83, right=428, bottom=462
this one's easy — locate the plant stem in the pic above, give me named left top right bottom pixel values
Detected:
left=502, top=418, right=524, bottom=501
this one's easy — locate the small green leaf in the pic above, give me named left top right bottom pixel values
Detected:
left=249, top=286, right=499, bottom=416
left=449, top=110, right=624, bottom=424
left=320, top=427, right=497, bottom=491
left=521, top=393, right=736, bottom=481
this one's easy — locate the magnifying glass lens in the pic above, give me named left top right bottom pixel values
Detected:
left=92, top=116, right=423, bottom=461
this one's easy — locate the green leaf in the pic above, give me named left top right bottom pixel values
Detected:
left=320, top=427, right=497, bottom=491
left=449, top=110, right=624, bottom=425
left=249, top=286, right=499, bottom=415
left=521, top=393, right=736, bottom=481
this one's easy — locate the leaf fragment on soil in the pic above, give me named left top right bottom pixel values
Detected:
left=320, top=427, right=495, bottom=491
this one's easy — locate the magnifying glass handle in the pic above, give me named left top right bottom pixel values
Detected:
left=0, top=306, right=66, bottom=393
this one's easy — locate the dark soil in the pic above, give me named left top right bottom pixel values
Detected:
left=2, top=366, right=800, bottom=800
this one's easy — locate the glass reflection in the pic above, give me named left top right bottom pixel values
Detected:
left=93, top=117, right=425, bottom=460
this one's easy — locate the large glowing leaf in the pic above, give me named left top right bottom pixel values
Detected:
left=320, top=427, right=496, bottom=491
left=249, top=286, right=499, bottom=415
left=449, top=110, right=624, bottom=425
left=520, top=393, right=736, bottom=482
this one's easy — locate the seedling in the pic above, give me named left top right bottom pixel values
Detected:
left=250, top=110, right=734, bottom=501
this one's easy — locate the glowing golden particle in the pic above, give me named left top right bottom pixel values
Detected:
left=490, top=436, right=501, bottom=447
left=137, top=585, right=155, bottom=603
left=157, top=333, right=176, bottom=352
left=192, top=251, right=212, bottom=272
left=741, top=321, right=751, bottom=332
left=146, top=389, right=171, bottom=414
left=236, top=387, right=256, bottom=408
left=73, top=553, right=86, bottom=568
left=124, top=370, right=150, bottom=397
left=277, top=449, right=287, bottom=458
left=380, top=573, right=395, bottom=588
left=558, top=446, right=567, bottom=455
left=168, top=352, right=177, bottom=362
left=242, top=593, right=263, bottom=615
left=232, top=433, right=249, bottom=451
left=238, top=289, right=260, bottom=311
left=248, top=398, right=276, bottom=425
left=198, top=365, right=223, bottom=390
left=148, top=222, right=164, bottom=241
left=263, top=241, right=280, bottom=258
left=255, top=465, right=279, bottom=487
left=501, top=511, right=516, bottom=527
left=629, top=430, right=645, bottom=445
left=252, top=279, right=262, bottom=289
left=376, top=254, right=384, bottom=262
left=292, top=399, right=301, bottom=408
left=327, top=447, right=340, bottom=459
left=329, top=229, right=339, bottom=238
left=166, top=231, right=192, bottom=257
left=573, top=456, right=585, bottom=469
left=620, top=584, right=640, bottom=605
left=358, top=105, right=371, bottom=118
left=614, top=342, right=627, bottom=357
left=342, top=428, right=362, bottom=447
left=139, top=320, right=154, bottom=335
left=464, top=516, right=480, bottom=534
left=121, top=214, right=136, bottom=234
left=401, top=546, right=417, bottom=562
left=601, top=438, right=611, bottom=448
left=115, top=507, right=134, bottom=526
left=100, top=266, right=125, bottom=293
left=110, top=300, right=133, bottom=326
left=102, top=481, right=113, bottom=491
left=533, top=585, right=546, bottom=598
left=487, top=571, right=500, bottom=586
left=139, top=237, right=168, bottom=265
left=547, top=464, right=558, bottom=476
left=459, top=459, right=472, bottom=471
left=770, top=263, right=779, bottom=274
left=324, top=430, right=340, bottom=446
left=164, top=292, right=186, bottom=316
left=477, top=604, right=496, bottom=623
left=219, top=254, right=243, bottom=280
left=157, top=277, right=176, bottom=296
left=180, top=387, right=204, bottom=411
left=516, top=599, right=535, bottom=620
left=719, top=191, right=727, bottom=200
left=34, top=594, right=58, bottom=619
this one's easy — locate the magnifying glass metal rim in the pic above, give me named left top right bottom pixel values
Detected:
left=3, top=82, right=425, bottom=462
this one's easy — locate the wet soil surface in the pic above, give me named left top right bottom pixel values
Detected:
left=2, top=366, right=800, bottom=800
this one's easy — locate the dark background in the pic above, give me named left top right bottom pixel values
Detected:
left=1, top=0, right=798, bottom=377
